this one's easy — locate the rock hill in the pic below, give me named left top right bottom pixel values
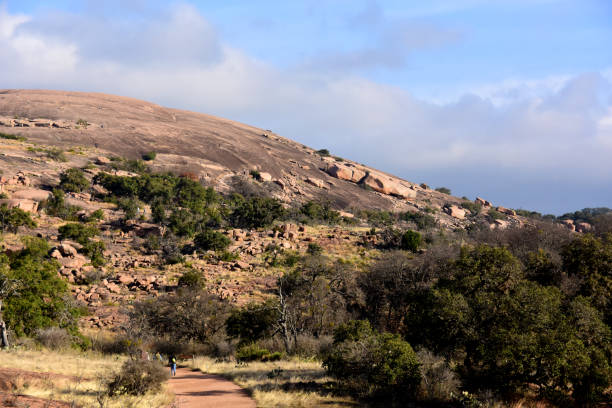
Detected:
left=0, top=89, right=468, bottom=216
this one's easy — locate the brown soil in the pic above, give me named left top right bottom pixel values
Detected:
left=0, top=392, right=73, bottom=407
left=0, top=368, right=81, bottom=407
left=167, top=367, right=255, bottom=408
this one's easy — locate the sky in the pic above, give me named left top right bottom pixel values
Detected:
left=1, top=0, right=611, bottom=215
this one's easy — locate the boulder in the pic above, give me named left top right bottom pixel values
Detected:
left=58, top=243, right=78, bottom=257
left=258, top=172, right=272, bottom=182
left=11, top=189, right=51, bottom=202
left=59, top=254, right=87, bottom=269
left=339, top=211, right=354, bottom=218
left=49, top=248, right=63, bottom=259
left=233, top=261, right=250, bottom=270
left=576, top=222, right=592, bottom=233
left=444, top=205, right=466, bottom=219
left=305, top=177, right=328, bottom=189
left=116, top=274, right=135, bottom=285
left=0, top=198, right=39, bottom=213
left=326, top=164, right=366, bottom=183
left=475, top=197, right=492, bottom=207
left=362, top=173, right=416, bottom=199
left=497, top=206, right=516, bottom=216
left=492, top=219, right=509, bottom=230
left=95, top=156, right=111, bottom=165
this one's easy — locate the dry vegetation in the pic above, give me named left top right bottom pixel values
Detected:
left=0, top=348, right=173, bottom=407
left=191, top=357, right=358, bottom=407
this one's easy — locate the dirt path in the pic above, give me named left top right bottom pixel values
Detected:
left=167, top=367, right=256, bottom=408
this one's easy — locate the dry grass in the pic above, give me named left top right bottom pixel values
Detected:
left=191, top=356, right=359, bottom=408
left=0, top=348, right=174, bottom=407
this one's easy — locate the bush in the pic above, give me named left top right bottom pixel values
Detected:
left=487, top=208, right=505, bottom=220
left=226, top=301, right=278, bottom=345
left=307, top=242, right=323, bottom=256
left=229, top=196, right=286, bottom=229
left=0, top=204, right=36, bottom=233
left=35, top=327, right=73, bottom=350
left=178, top=269, right=205, bottom=288
left=43, top=189, right=80, bottom=220
left=46, top=148, right=67, bottom=162
left=402, top=211, right=437, bottom=230
left=401, top=230, right=422, bottom=252
left=416, top=349, right=459, bottom=402
left=435, top=187, right=451, bottom=195
left=236, top=344, right=281, bottom=362
left=58, top=223, right=99, bottom=245
left=324, top=320, right=421, bottom=399
left=299, top=201, right=340, bottom=224
left=194, top=229, right=231, bottom=251
left=106, top=359, right=168, bottom=396
left=316, top=149, right=330, bottom=157
left=461, top=201, right=482, bottom=215
left=142, top=151, right=157, bottom=161
left=0, top=132, right=26, bottom=141
left=59, top=168, right=90, bottom=193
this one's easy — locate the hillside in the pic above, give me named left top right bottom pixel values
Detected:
left=0, top=89, right=483, bottom=220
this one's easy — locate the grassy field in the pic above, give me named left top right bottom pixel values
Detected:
left=191, top=356, right=359, bottom=408
left=0, top=348, right=173, bottom=408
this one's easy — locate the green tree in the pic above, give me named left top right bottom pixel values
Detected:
left=193, top=229, right=231, bottom=252
left=59, top=168, right=90, bottom=193
left=0, top=205, right=36, bottom=233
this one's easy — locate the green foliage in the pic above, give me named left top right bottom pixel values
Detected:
left=229, top=196, right=286, bottom=229
left=401, top=230, right=422, bottom=252
left=324, top=320, right=421, bottom=399
left=117, top=197, right=142, bottom=220
left=45, top=148, right=67, bottom=162
left=487, top=208, right=505, bottom=220
left=356, top=209, right=395, bottom=227
left=58, top=223, right=105, bottom=266
left=402, top=211, right=437, bottom=230
left=87, top=209, right=105, bottom=222
left=1, top=237, right=81, bottom=337
left=316, top=148, right=330, bottom=157
left=59, top=168, right=90, bottom=193
left=435, top=187, right=451, bottom=195
left=227, top=301, right=278, bottom=346
left=460, top=201, right=482, bottom=215
left=307, top=242, right=323, bottom=256
left=178, top=269, right=205, bottom=288
left=141, top=151, right=157, bottom=161
left=0, top=132, right=26, bottom=141
left=236, top=344, right=281, bottom=362
left=0, top=205, right=36, bottom=233
left=106, top=359, right=168, bottom=396
left=58, top=223, right=99, bottom=245
left=76, top=118, right=89, bottom=128
left=193, top=229, right=231, bottom=251
left=298, top=201, right=340, bottom=224
left=43, top=189, right=80, bottom=220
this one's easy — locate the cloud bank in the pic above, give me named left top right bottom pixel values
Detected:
left=0, top=3, right=610, bottom=214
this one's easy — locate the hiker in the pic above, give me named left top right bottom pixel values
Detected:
left=170, top=355, right=177, bottom=376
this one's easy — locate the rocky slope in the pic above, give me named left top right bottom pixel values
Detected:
left=0, top=89, right=475, bottom=215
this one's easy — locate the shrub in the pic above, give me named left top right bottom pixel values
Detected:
left=416, top=349, right=459, bottom=402
left=461, top=201, right=482, bottom=215
left=117, top=197, right=142, bottom=220
left=59, top=168, right=90, bottom=193
left=402, top=211, right=437, bottom=230
left=142, top=151, right=157, bottom=161
left=76, top=119, right=89, bottom=128
left=43, top=189, right=80, bottom=220
left=487, top=208, right=505, bottom=220
left=236, top=344, right=280, bottom=362
left=226, top=301, right=278, bottom=345
left=106, top=359, right=168, bottom=396
left=324, top=320, right=421, bottom=399
left=435, top=187, right=451, bottom=195
left=401, top=230, right=422, bottom=252
left=35, top=327, right=73, bottom=350
left=316, top=149, right=330, bottom=157
left=307, top=242, right=323, bottom=256
left=87, top=209, right=105, bottom=222
left=229, top=196, right=286, bottom=229
left=58, top=223, right=99, bottom=245
left=194, top=229, right=231, bottom=251
left=299, top=201, right=340, bottom=224
left=46, top=148, right=67, bottom=162
left=0, top=205, right=36, bottom=233
left=178, top=269, right=205, bottom=288
left=0, top=132, right=26, bottom=141
left=217, top=250, right=239, bottom=262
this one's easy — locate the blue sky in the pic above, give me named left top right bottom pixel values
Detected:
left=1, top=0, right=611, bottom=214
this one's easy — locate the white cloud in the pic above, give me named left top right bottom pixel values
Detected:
left=0, top=4, right=610, bottom=213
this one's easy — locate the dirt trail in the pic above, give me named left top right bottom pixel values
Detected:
left=167, top=367, right=256, bottom=408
